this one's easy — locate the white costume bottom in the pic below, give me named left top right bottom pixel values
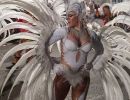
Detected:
left=53, top=63, right=89, bottom=87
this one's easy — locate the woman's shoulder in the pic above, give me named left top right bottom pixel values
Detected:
left=54, top=27, right=68, bottom=35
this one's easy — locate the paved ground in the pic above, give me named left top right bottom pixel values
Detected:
left=0, top=44, right=105, bottom=100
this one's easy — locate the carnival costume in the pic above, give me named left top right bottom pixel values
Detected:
left=0, top=0, right=130, bottom=100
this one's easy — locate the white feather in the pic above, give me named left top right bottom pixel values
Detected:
left=0, top=41, right=37, bottom=69
left=0, top=32, right=39, bottom=46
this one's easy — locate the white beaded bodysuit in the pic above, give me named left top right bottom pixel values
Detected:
left=49, top=27, right=92, bottom=86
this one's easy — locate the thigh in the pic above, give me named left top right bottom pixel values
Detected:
left=71, top=75, right=90, bottom=100
left=54, top=75, right=70, bottom=100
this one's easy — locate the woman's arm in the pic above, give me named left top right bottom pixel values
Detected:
left=49, top=27, right=67, bottom=45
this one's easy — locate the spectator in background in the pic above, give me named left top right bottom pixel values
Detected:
left=6, top=10, right=34, bottom=69
left=95, top=4, right=113, bottom=25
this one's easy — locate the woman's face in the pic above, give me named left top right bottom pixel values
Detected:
left=67, top=11, right=79, bottom=28
left=103, top=7, right=111, bottom=16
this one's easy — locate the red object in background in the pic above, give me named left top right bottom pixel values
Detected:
left=17, top=19, right=28, bottom=32
left=103, top=18, right=107, bottom=25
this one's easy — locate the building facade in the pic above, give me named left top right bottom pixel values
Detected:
left=103, top=0, right=130, bottom=4
left=111, top=0, right=130, bottom=3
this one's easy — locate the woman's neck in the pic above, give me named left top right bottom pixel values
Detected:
left=74, top=21, right=81, bottom=31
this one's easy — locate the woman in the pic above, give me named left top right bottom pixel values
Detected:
left=49, top=3, right=92, bottom=100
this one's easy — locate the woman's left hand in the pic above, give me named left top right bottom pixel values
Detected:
left=80, top=63, right=93, bottom=73
left=85, top=63, right=93, bottom=70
